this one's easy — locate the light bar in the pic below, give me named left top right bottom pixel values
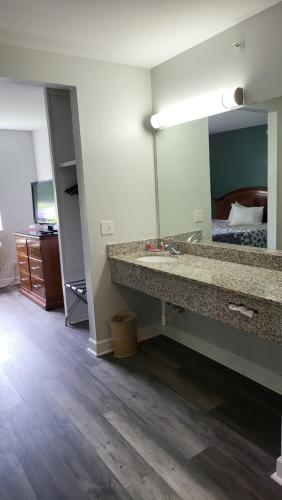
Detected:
left=151, top=87, right=244, bottom=129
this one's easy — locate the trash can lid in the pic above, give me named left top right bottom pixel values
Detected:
left=111, top=311, right=136, bottom=323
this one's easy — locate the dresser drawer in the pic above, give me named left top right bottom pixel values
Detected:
left=29, top=258, right=44, bottom=279
left=27, top=239, right=42, bottom=260
left=17, top=254, right=29, bottom=274
left=31, top=275, right=46, bottom=299
left=19, top=269, right=31, bottom=289
left=16, top=237, right=28, bottom=256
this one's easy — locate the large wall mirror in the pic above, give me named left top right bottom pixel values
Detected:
left=155, top=96, right=282, bottom=251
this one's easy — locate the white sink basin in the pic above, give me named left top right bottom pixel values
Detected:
left=137, top=255, right=177, bottom=264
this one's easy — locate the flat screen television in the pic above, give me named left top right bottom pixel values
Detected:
left=31, top=180, right=57, bottom=225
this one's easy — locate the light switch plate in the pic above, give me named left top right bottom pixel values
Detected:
left=100, top=220, right=114, bottom=236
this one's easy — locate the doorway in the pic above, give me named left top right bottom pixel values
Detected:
left=0, top=80, right=93, bottom=335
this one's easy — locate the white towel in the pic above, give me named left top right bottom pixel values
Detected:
left=229, top=303, right=255, bottom=318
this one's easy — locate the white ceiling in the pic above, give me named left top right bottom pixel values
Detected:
left=0, top=81, right=46, bottom=130
left=0, top=0, right=279, bottom=68
left=209, top=108, right=268, bottom=134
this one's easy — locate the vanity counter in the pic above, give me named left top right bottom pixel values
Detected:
left=109, top=249, right=282, bottom=344
left=110, top=251, right=282, bottom=304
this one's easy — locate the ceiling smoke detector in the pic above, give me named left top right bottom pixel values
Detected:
left=232, top=39, right=245, bottom=53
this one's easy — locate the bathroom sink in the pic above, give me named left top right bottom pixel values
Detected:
left=137, top=255, right=177, bottom=263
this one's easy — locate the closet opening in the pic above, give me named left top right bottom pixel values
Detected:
left=0, top=80, right=93, bottom=339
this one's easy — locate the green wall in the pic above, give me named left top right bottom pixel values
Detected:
left=209, top=125, right=267, bottom=217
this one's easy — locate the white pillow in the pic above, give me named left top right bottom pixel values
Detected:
left=228, top=203, right=264, bottom=226
left=228, top=202, right=243, bottom=222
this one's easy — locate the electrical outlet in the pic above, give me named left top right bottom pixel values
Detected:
left=197, top=209, right=204, bottom=222
left=100, top=220, right=114, bottom=236
left=193, top=209, right=204, bottom=223
left=193, top=209, right=200, bottom=222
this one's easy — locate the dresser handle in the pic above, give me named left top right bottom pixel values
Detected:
left=21, top=278, right=28, bottom=282
left=31, top=266, right=40, bottom=270
left=19, top=261, right=26, bottom=265
left=229, top=303, right=256, bottom=318
left=33, top=284, right=42, bottom=289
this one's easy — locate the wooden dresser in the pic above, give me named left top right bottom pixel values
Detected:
left=14, top=232, right=63, bottom=310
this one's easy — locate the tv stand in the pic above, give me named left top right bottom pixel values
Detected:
left=14, top=231, right=63, bottom=310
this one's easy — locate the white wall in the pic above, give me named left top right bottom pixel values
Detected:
left=151, top=3, right=282, bottom=390
left=32, top=124, right=52, bottom=180
left=0, top=42, right=157, bottom=352
left=156, top=118, right=212, bottom=239
left=0, top=130, right=37, bottom=285
left=152, top=2, right=282, bottom=109
left=0, top=81, right=47, bottom=130
left=75, top=63, right=158, bottom=351
left=0, top=82, right=52, bottom=181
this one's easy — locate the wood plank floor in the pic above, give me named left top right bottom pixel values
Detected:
left=0, top=286, right=281, bottom=499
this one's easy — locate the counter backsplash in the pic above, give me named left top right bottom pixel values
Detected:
left=108, top=236, right=282, bottom=271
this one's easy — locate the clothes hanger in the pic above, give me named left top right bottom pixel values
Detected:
left=65, top=184, right=78, bottom=195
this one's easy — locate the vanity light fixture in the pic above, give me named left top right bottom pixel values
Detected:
left=151, top=86, right=244, bottom=129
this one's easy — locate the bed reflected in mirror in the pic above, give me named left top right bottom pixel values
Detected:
left=155, top=97, right=281, bottom=251
left=209, top=109, right=268, bottom=248
left=212, top=187, right=267, bottom=248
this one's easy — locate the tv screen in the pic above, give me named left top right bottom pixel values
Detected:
left=31, top=180, right=57, bottom=225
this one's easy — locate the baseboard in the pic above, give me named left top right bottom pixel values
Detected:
left=87, top=322, right=161, bottom=357
left=88, top=336, right=113, bottom=357
left=0, top=275, right=19, bottom=287
left=271, top=457, right=282, bottom=486
left=137, top=323, right=161, bottom=343
left=163, top=324, right=282, bottom=394
left=271, top=456, right=282, bottom=486
left=271, top=473, right=282, bottom=486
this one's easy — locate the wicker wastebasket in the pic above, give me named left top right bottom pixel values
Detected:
left=111, top=312, right=137, bottom=358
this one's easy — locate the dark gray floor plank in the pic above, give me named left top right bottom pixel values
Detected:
left=119, top=348, right=225, bottom=410
left=190, top=445, right=282, bottom=500
left=1, top=404, right=87, bottom=500
left=210, top=396, right=281, bottom=458
left=93, top=355, right=279, bottom=484
left=150, top=335, right=282, bottom=415
left=90, top=360, right=209, bottom=459
left=45, top=375, right=182, bottom=500
left=0, top=286, right=280, bottom=499
left=0, top=423, right=37, bottom=500
left=104, top=408, right=225, bottom=500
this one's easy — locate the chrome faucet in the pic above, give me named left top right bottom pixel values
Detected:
left=164, top=244, right=182, bottom=255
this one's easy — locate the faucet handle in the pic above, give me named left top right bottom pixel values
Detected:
left=164, top=243, right=182, bottom=255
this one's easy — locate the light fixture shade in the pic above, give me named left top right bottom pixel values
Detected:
left=222, top=87, right=244, bottom=109
left=151, top=86, right=244, bottom=129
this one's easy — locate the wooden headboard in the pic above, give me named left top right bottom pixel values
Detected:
left=214, top=187, right=268, bottom=222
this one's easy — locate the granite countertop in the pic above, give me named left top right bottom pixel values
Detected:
left=110, top=251, right=282, bottom=305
